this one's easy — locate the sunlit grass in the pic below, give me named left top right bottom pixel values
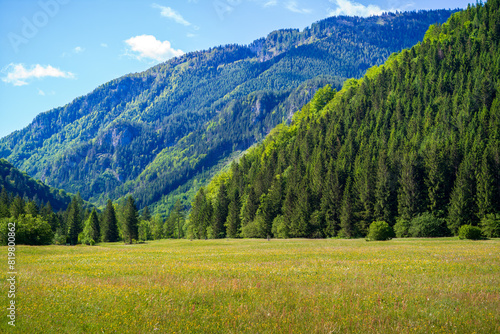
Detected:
left=1, top=238, right=499, bottom=333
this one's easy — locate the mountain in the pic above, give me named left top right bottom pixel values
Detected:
left=0, top=159, right=72, bottom=212
left=0, top=10, right=455, bottom=215
left=189, top=2, right=500, bottom=239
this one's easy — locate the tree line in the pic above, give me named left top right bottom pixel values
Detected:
left=0, top=188, right=186, bottom=245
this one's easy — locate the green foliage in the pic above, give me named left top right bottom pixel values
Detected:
left=0, top=159, right=72, bottom=212
left=480, top=213, right=500, bottom=238
left=458, top=225, right=483, bottom=240
left=409, top=213, right=449, bottom=238
left=123, top=196, right=139, bottom=244
left=191, top=2, right=500, bottom=239
left=80, top=208, right=100, bottom=245
left=101, top=200, right=119, bottom=242
left=366, top=221, right=394, bottom=241
left=0, top=11, right=455, bottom=217
left=394, top=218, right=411, bottom=238
left=66, top=195, right=82, bottom=245
left=0, top=215, right=53, bottom=245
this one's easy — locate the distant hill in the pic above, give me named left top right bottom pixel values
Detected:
left=190, top=2, right=500, bottom=238
left=0, top=9, right=455, bottom=215
left=0, top=159, right=72, bottom=212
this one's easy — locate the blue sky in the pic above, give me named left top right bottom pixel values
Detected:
left=0, top=0, right=472, bottom=139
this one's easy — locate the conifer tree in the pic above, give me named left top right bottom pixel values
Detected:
left=67, top=196, right=82, bottom=245
left=212, top=183, right=228, bottom=238
left=340, top=176, right=354, bottom=237
left=10, top=196, right=25, bottom=219
left=448, top=156, right=477, bottom=234
left=123, top=196, right=139, bottom=244
left=81, top=208, right=100, bottom=244
left=101, top=200, right=119, bottom=242
left=142, top=206, right=152, bottom=222
left=225, top=188, right=241, bottom=238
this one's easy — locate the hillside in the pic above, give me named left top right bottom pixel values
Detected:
left=0, top=10, right=455, bottom=215
left=0, top=159, right=72, bottom=212
left=189, top=2, right=500, bottom=239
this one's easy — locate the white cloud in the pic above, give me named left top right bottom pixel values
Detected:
left=37, top=88, right=45, bottom=96
left=285, top=1, right=311, bottom=14
left=152, top=3, right=191, bottom=26
left=186, top=33, right=197, bottom=38
left=263, top=0, right=278, bottom=7
left=125, top=35, right=184, bottom=62
left=74, top=46, right=85, bottom=53
left=1, top=63, right=75, bottom=86
left=101, top=43, right=108, bottom=48
left=328, top=0, right=386, bottom=17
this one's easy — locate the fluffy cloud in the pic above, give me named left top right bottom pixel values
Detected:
left=285, top=1, right=312, bottom=14
left=73, top=46, right=85, bottom=53
left=329, top=0, right=386, bottom=17
left=125, top=35, right=184, bottom=62
left=1, top=63, right=75, bottom=86
left=152, top=3, right=191, bottom=26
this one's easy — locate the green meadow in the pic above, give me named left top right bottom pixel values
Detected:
left=1, top=238, right=499, bottom=333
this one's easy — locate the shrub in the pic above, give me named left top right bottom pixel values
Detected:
left=458, top=225, right=482, bottom=240
left=271, top=215, right=288, bottom=238
left=241, top=216, right=266, bottom=238
left=366, top=221, right=394, bottom=241
left=409, top=212, right=450, bottom=237
left=394, top=218, right=411, bottom=238
left=480, top=213, right=500, bottom=238
left=0, top=215, right=54, bottom=245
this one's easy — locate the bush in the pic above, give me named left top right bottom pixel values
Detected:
left=366, top=221, right=394, bottom=241
left=241, top=217, right=266, bottom=238
left=271, top=215, right=288, bottom=238
left=0, top=215, right=54, bottom=245
left=409, top=212, right=450, bottom=237
left=458, top=225, right=482, bottom=240
left=481, top=213, right=500, bottom=238
left=394, top=218, right=411, bottom=238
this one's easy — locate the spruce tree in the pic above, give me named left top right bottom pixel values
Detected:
left=123, top=196, right=139, bottom=244
left=88, top=208, right=100, bottom=242
left=67, top=196, right=82, bottom=245
left=225, top=188, right=241, bottom=238
left=101, top=200, right=119, bottom=242
left=212, top=183, right=228, bottom=238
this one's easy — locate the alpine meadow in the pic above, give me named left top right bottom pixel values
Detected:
left=0, top=0, right=499, bottom=333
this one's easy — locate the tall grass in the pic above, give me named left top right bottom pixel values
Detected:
left=1, top=238, right=499, bottom=333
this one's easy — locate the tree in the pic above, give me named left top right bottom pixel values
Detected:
left=10, top=196, right=25, bottom=219
left=448, top=157, right=477, bottom=235
left=67, top=196, right=82, bottom=245
left=142, top=206, right=152, bottom=222
left=81, top=208, right=100, bottom=245
left=212, top=183, right=228, bottom=238
left=25, top=200, right=39, bottom=216
left=123, top=196, right=139, bottom=244
left=225, top=188, right=241, bottom=238
left=340, top=177, right=354, bottom=237
left=171, top=199, right=184, bottom=239
left=101, top=200, right=119, bottom=242
left=397, top=151, right=421, bottom=221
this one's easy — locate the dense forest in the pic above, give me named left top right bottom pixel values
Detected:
left=0, top=10, right=455, bottom=217
left=189, top=1, right=500, bottom=239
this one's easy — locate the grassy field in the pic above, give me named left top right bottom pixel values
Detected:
left=1, top=238, right=499, bottom=333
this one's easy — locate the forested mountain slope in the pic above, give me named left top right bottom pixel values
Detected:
left=0, top=10, right=454, bottom=214
left=190, top=2, right=500, bottom=239
left=0, top=159, right=72, bottom=212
